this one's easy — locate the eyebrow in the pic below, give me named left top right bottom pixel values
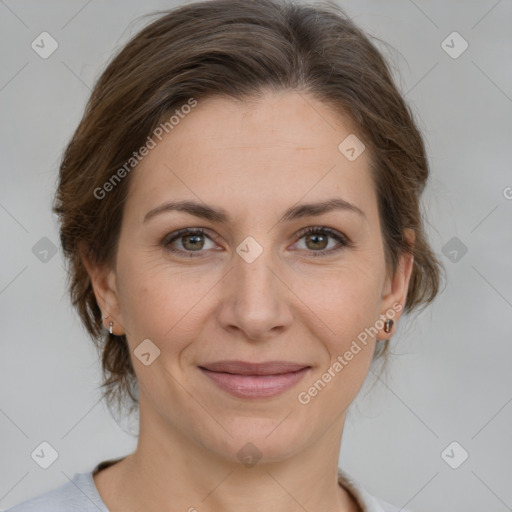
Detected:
left=143, top=197, right=366, bottom=224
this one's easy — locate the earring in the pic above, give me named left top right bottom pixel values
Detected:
left=384, top=319, right=394, bottom=333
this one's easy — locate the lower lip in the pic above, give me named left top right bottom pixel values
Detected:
left=199, top=367, right=310, bottom=399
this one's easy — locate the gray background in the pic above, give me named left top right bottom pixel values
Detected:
left=1, top=1, right=511, bottom=511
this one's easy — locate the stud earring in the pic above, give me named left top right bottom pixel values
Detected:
left=384, top=319, right=394, bottom=333
left=109, top=321, right=113, bottom=335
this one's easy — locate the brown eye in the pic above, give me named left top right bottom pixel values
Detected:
left=180, top=233, right=206, bottom=251
left=293, top=227, right=352, bottom=257
left=304, top=232, right=329, bottom=251
left=163, top=228, right=216, bottom=257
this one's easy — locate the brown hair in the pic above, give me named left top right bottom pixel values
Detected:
left=53, top=0, right=445, bottom=416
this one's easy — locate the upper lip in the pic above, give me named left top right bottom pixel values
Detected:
left=199, top=360, right=310, bottom=376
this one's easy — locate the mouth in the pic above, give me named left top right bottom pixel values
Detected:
left=198, top=360, right=311, bottom=399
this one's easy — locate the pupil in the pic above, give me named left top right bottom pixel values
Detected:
left=184, top=234, right=203, bottom=250
left=308, top=234, right=326, bottom=250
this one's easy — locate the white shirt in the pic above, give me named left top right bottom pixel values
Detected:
left=5, top=459, right=411, bottom=512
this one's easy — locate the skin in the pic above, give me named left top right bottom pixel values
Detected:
left=84, top=89, right=414, bottom=512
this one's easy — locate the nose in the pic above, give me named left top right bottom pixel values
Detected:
left=216, top=242, right=294, bottom=342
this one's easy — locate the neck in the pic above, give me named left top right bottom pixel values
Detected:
left=96, top=399, right=360, bottom=512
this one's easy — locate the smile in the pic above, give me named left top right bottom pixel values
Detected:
left=198, top=360, right=311, bottom=399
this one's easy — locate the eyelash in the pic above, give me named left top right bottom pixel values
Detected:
left=162, top=226, right=353, bottom=258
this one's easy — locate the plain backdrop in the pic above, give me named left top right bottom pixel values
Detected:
left=1, top=1, right=511, bottom=511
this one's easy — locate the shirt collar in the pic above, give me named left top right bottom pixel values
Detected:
left=89, top=459, right=397, bottom=512
left=338, top=467, right=400, bottom=512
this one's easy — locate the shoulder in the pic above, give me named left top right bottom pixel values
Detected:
left=338, top=467, right=413, bottom=512
left=4, top=472, right=108, bottom=512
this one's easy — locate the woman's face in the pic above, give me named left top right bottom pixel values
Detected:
left=91, top=90, right=413, bottom=464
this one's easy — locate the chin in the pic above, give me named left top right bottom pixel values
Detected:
left=201, top=414, right=312, bottom=467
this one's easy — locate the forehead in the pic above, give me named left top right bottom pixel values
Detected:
left=126, top=90, right=378, bottom=227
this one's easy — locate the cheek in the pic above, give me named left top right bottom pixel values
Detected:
left=292, top=264, right=383, bottom=397
left=293, top=261, right=383, bottom=334
left=297, top=279, right=380, bottom=412
left=116, top=256, right=217, bottom=345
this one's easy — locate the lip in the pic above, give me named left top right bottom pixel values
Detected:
left=199, top=360, right=311, bottom=399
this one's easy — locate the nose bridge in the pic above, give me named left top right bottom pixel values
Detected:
left=233, top=235, right=280, bottom=306
left=217, top=234, right=292, bottom=339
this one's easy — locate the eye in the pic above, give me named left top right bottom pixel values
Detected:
left=292, top=226, right=352, bottom=257
left=162, top=226, right=352, bottom=258
left=162, top=228, right=217, bottom=257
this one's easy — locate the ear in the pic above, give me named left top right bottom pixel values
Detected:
left=379, top=228, right=415, bottom=339
left=80, top=243, right=125, bottom=336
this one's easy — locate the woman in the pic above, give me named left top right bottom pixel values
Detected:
left=7, top=0, right=444, bottom=510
